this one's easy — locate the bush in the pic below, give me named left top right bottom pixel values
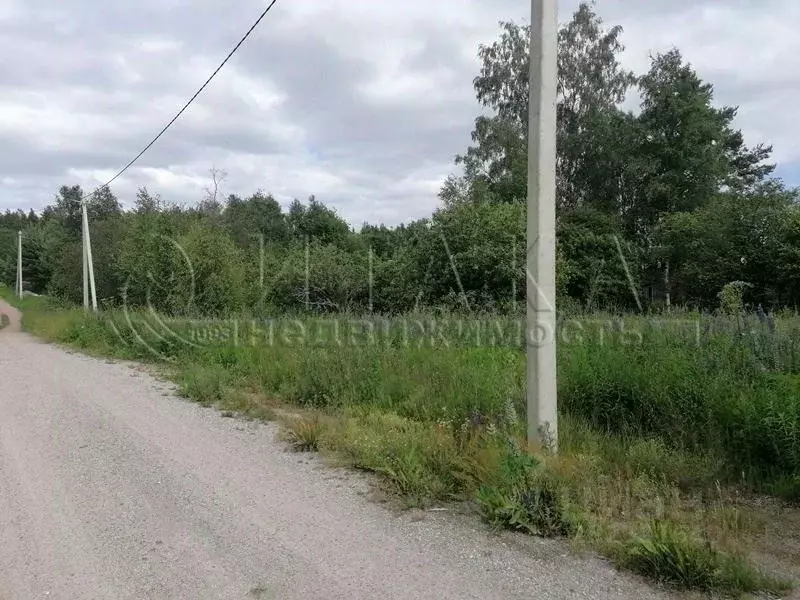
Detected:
left=172, top=224, right=248, bottom=316
left=476, top=448, right=574, bottom=537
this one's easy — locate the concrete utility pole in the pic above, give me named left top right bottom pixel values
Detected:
left=16, top=230, right=22, bottom=299
left=81, top=201, right=98, bottom=312
left=83, top=217, right=88, bottom=309
left=368, top=246, right=374, bottom=313
left=512, top=235, right=518, bottom=312
left=304, top=236, right=310, bottom=311
left=259, top=233, right=265, bottom=290
left=526, top=0, right=558, bottom=450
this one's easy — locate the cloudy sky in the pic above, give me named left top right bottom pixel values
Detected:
left=0, top=0, right=797, bottom=226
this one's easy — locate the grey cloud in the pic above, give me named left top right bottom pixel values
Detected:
left=231, top=28, right=478, bottom=170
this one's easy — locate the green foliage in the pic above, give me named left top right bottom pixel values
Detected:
left=620, top=520, right=788, bottom=595
left=46, top=240, right=84, bottom=303
left=557, top=207, right=638, bottom=309
left=1, top=10, right=799, bottom=592
left=316, top=408, right=508, bottom=504
left=476, top=449, right=575, bottom=537
left=622, top=520, right=721, bottom=589
left=459, top=4, right=636, bottom=211
left=444, top=3, right=785, bottom=311
left=636, top=50, right=733, bottom=220
left=426, top=201, right=525, bottom=310
left=287, top=196, right=350, bottom=246
left=718, top=281, right=751, bottom=315
left=224, top=191, right=288, bottom=247
left=173, top=223, right=247, bottom=316
left=117, top=205, right=183, bottom=311
left=264, top=240, right=370, bottom=312
left=559, top=319, right=800, bottom=482
left=656, top=188, right=798, bottom=307
left=179, top=363, right=229, bottom=405
left=0, top=227, right=18, bottom=287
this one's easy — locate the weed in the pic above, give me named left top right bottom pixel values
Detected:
left=282, top=416, right=326, bottom=452
left=619, top=520, right=789, bottom=595
left=476, top=449, right=574, bottom=537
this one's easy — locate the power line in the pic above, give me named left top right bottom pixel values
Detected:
left=84, top=0, right=280, bottom=201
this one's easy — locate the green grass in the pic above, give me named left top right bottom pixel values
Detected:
left=619, top=520, right=790, bottom=595
left=560, top=323, right=800, bottom=482
left=475, top=449, right=577, bottom=537
left=6, top=289, right=798, bottom=594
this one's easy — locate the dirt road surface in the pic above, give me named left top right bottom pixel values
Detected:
left=0, top=299, right=670, bottom=600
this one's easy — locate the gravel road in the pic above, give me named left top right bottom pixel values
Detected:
left=0, top=299, right=671, bottom=600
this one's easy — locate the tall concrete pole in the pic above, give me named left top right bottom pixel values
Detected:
left=16, top=230, right=22, bottom=299
left=526, top=0, right=558, bottom=450
left=304, top=236, right=310, bottom=311
left=259, top=233, right=265, bottom=290
left=83, top=213, right=89, bottom=310
left=368, top=246, right=374, bottom=313
left=81, top=201, right=98, bottom=312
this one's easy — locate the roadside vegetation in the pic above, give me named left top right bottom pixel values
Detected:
left=2, top=2, right=800, bottom=595
left=3, top=286, right=797, bottom=596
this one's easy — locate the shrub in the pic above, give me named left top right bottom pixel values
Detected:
left=476, top=449, right=574, bottom=537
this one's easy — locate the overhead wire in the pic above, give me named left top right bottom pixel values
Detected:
left=82, top=0, right=280, bottom=202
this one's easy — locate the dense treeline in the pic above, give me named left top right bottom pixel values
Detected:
left=1, top=3, right=798, bottom=314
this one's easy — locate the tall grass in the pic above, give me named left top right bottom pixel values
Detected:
left=13, top=297, right=800, bottom=488
left=561, top=321, right=800, bottom=482
left=7, top=291, right=798, bottom=593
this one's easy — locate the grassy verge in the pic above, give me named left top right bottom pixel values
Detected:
left=6, top=289, right=796, bottom=596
